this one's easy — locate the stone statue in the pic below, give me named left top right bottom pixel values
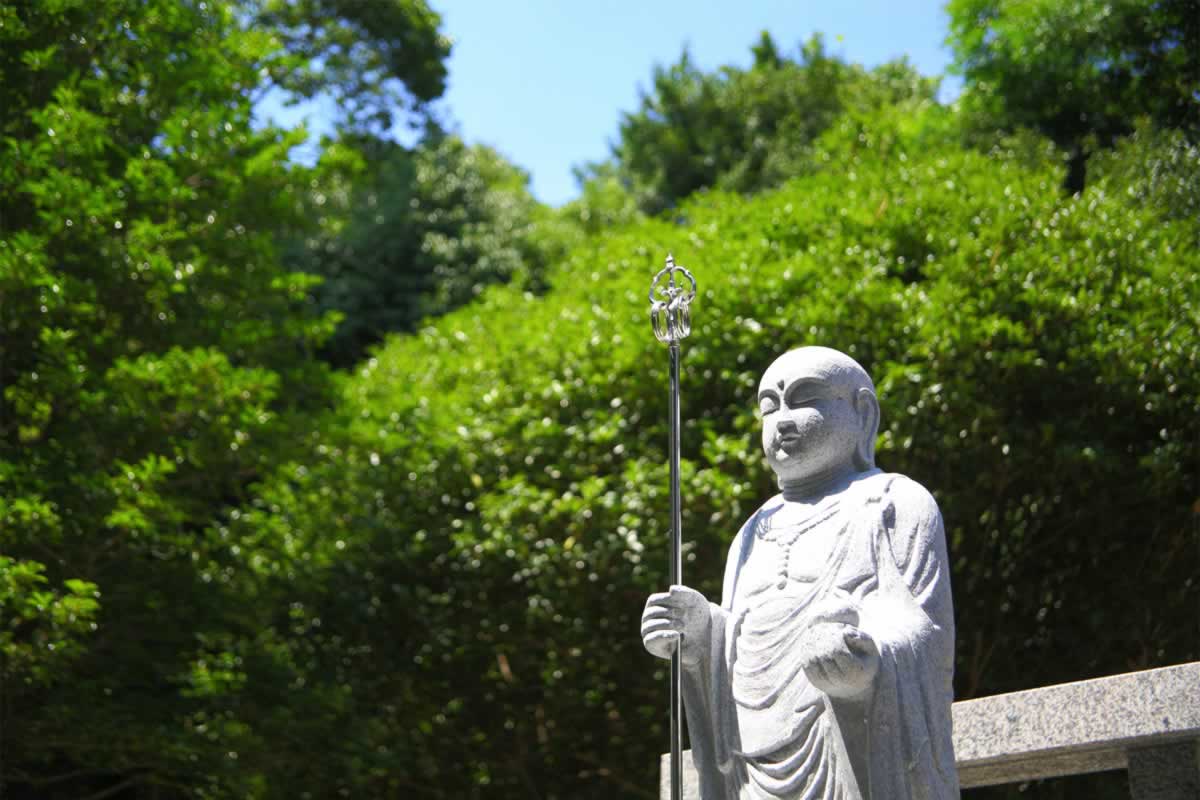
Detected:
left=641, top=346, right=958, bottom=800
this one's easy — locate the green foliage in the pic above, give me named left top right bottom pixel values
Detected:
left=0, top=0, right=336, bottom=795
left=285, top=132, right=564, bottom=365
left=562, top=162, right=645, bottom=236
left=599, top=33, right=939, bottom=214
left=947, top=0, right=1200, bottom=188
left=0, top=558, right=99, bottom=686
left=1089, top=122, right=1200, bottom=227
left=3, top=5, right=1197, bottom=799
left=251, top=0, right=451, bottom=131
left=235, top=105, right=1199, bottom=797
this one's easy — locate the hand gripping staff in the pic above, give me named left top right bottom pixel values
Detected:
left=648, top=253, right=696, bottom=800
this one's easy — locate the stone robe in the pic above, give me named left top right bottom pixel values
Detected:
left=682, top=469, right=958, bottom=800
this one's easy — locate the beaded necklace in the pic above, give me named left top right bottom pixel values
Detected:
left=754, top=502, right=842, bottom=545
left=755, top=502, right=843, bottom=589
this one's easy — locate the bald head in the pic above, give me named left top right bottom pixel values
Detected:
left=759, top=347, right=876, bottom=402
left=757, top=347, right=881, bottom=481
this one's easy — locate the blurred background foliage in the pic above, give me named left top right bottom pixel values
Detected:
left=1, top=1, right=1196, bottom=799
left=280, top=130, right=572, bottom=366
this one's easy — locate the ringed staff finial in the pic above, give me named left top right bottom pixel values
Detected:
left=649, top=253, right=696, bottom=344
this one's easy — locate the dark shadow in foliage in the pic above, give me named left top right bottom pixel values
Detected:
left=964, top=770, right=1130, bottom=800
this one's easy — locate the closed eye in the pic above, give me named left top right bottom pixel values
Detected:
left=759, top=395, right=779, bottom=416
left=785, top=379, right=826, bottom=409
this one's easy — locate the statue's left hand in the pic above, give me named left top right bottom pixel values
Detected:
left=798, top=623, right=880, bottom=699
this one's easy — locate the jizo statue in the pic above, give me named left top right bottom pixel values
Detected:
left=641, top=346, right=959, bottom=800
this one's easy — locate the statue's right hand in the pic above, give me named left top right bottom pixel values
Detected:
left=641, top=585, right=711, bottom=667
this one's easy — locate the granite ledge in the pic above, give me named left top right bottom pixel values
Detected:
left=661, top=661, right=1200, bottom=794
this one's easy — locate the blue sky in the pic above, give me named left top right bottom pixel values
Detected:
left=258, top=1, right=959, bottom=206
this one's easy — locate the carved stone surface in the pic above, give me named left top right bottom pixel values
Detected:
left=953, top=661, right=1200, bottom=788
left=642, top=347, right=958, bottom=800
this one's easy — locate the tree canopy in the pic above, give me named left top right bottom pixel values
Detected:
left=251, top=0, right=452, bottom=131
left=1, top=0, right=350, bottom=794
left=947, top=0, right=1200, bottom=189
left=600, top=33, right=939, bottom=213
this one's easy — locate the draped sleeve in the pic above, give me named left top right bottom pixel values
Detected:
left=855, top=475, right=959, bottom=800
left=679, top=510, right=758, bottom=800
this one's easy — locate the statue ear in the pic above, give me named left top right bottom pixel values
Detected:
left=853, top=387, right=880, bottom=470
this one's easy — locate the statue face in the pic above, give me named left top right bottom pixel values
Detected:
left=757, top=348, right=878, bottom=484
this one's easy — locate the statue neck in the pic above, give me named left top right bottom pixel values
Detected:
left=778, top=462, right=870, bottom=503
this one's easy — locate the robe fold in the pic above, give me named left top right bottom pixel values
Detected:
left=681, top=470, right=958, bottom=800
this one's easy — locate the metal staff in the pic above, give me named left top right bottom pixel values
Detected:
left=648, top=253, right=696, bottom=800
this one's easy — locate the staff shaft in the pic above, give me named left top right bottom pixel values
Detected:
left=668, top=340, right=683, bottom=800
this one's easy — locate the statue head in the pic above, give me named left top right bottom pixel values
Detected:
left=757, top=347, right=880, bottom=488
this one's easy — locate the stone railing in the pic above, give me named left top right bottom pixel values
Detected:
left=661, top=661, right=1200, bottom=800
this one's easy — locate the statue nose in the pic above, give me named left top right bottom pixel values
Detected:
left=777, top=419, right=798, bottom=435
